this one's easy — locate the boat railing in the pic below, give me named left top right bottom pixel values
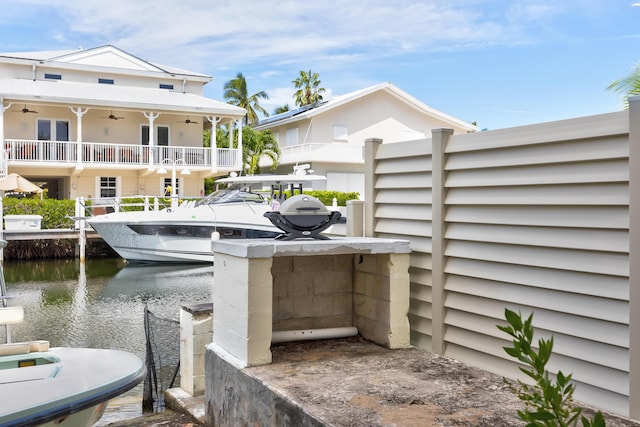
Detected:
left=74, top=194, right=206, bottom=221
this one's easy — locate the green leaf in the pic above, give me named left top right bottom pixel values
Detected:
left=529, top=410, right=556, bottom=420
left=504, top=347, right=520, bottom=358
left=497, top=324, right=515, bottom=336
left=505, top=308, right=523, bottom=330
left=497, top=307, right=604, bottom=427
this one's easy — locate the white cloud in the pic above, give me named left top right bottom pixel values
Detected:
left=5, top=0, right=535, bottom=73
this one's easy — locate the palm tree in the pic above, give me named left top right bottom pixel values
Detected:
left=274, top=104, right=290, bottom=114
left=223, top=72, right=269, bottom=125
left=242, top=127, right=281, bottom=174
left=292, top=69, right=326, bottom=107
left=213, top=125, right=280, bottom=174
left=607, top=62, right=640, bottom=109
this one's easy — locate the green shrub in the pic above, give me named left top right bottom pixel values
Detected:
left=498, top=308, right=605, bottom=427
left=303, top=190, right=360, bottom=206
left=277, top=190, right=359, bottom=206
left=2, top=198, right=76, bottom=229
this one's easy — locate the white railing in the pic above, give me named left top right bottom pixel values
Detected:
left=3, top=139, right=238, bottom=169
left=216, top=148, right=238, bottom=168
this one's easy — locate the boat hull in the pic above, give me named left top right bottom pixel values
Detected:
left=0, top=347, right=146, bottom=427
left=88, top=204, right=281, bottom=263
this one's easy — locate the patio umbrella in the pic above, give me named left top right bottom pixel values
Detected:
left=0, top=173, right=43, bottom=193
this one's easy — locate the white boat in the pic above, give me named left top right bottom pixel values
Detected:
left=0, top=342, right=146, bottom=427
left=0, top=246, right=146, bottom=427
left=87, top=171, right=327, bottom=263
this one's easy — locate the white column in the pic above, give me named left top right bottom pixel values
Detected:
left=236, top=119, right=243, bottom=171
left=0, top=98, right=10, bottom=161
left=206, top=116, right=221, bottom=172
left=70, top=107, right=89, bottom=164
left=170, top=165, right=177, bottom=210
left=144, top=112, right=160, bottom=168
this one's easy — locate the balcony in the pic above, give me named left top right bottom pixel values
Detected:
left=3, top=139, right=239, bottom=171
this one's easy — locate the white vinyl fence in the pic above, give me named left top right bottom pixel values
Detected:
left=363, top=96, right=640, bottom=419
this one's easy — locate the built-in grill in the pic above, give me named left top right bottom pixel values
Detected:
left=264, top=194, right=342, bottom=240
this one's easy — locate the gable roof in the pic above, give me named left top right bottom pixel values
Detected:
left=0, top=45, right=244, bottom=118
left=255, top=82, right=477, bottom=132
left=0, top=45, right=210, bottom=80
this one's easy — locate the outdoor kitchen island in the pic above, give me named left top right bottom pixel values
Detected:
left=205, top=237, right=412, bottom=425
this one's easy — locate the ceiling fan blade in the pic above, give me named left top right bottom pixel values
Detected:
left=15, top=106, right=38, bottom=113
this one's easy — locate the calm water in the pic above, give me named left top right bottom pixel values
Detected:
left=1, top=258, right=213, bottom=424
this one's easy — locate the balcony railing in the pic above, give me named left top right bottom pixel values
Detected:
left=3, top=139, right=239, bottom=169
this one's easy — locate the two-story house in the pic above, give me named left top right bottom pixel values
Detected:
left=0, top=45, right=245, bottom=202
left=254, top=82, right=477, bottom=196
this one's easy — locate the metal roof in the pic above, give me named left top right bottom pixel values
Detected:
left=257, top=102, right=326, bottom=126
left=254, top=82, right=478, bottom=132
left=0, top=45, right=210, bottom=80
left=0, top=78, right=245, bottom=117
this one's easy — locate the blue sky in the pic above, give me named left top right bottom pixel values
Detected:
left=1, top=0, right=639, bottom=130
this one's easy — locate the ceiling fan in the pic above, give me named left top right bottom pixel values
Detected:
left=179, top=116, right=199, bottom=124
left=102, top=111, right=124, bottom=120
left=13, top=105, right=38, bottom=114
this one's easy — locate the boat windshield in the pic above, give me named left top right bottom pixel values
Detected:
left=196, top=185, right=265, bottom=206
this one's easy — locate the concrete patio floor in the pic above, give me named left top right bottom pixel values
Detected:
left=108, top=336, right=640, bottom=426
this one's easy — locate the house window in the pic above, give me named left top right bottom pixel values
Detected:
left=159, top=83, right=174, bottom=90
left=98, top=78, right=114, bottom=84
left=44, top=73, right=62, bottom=80
left=141, top=125, right=170, bottom=146
left=142, top=125, right=171, bottom=161
left=37, top=119, right=69, bottom=141
left=99, top=176, right=117, bottom=198
left=285, top=128, right=298, bottom=147
left=333, top=125, right=348, bottom=141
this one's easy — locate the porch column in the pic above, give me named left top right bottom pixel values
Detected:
left=144, top=112, right=160, bottom=168
left=227, top=119, right=233, bottom=154
left=236, top=119, right=243, bottom=171
left=206, top=116, right=221, bottom=172
left=70, top=107, right=89, bottom=164
left=0, top=99, right=10, bottom=177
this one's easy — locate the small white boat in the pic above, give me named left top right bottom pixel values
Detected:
left=0, top=249, right=146, bottom=427
left=88, top=170, right=327, bottom=263
left=0, top=341, right=146, bottom=427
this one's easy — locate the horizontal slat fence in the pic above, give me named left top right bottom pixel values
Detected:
left=364, top=105, right=638, bottom=418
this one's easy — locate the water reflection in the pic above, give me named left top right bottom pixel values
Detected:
left=1, top=259, right=212, bottom=424
left=0, top=259, right=213, bottom=359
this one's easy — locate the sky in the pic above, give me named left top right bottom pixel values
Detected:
left=1, top=0, right=639, bottom=130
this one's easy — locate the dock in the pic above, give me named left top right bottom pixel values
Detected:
left=1, top=228, right=101, bottom=241
left=0, top=228, right=103, bottom=262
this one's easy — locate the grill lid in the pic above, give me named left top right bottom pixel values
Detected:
left=277, top=194, right=329, bottom=216
left=264, top=194, right=342, bottom=241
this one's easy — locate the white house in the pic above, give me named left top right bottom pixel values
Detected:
left=0, top=45, right=245, bottom=202
left=254, top=82, right=477, bottom=196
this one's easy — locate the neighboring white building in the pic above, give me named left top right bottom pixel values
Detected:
left=254, top=82, right=477, bottom=197
left=0, top=45, right=245, bottom=201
